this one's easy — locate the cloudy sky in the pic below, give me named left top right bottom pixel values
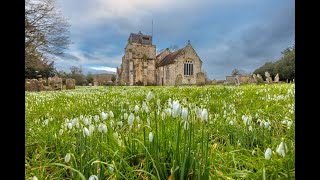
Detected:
left=54, top=0, right=295, bottom=80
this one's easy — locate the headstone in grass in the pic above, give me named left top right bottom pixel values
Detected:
left=196, top=72, right=205, bottom=86
left=27, top=79, right=41, bottom=91
left=175, top=74, right=182, bottom=86
left=66, top=78, right=76, bottom=89
left=256, top=74, right=264, bottom=83
left=252, top=74, right=258, bottom=83
left=274, top=73, right=279, bottom=83
left=265, top=71, right=273, bottom=84
left=48, top=76, right=62, bottom=90
left=234, top=75, right=240, bottom=86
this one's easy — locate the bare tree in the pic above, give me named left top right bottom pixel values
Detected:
left=25, top=0, right=70, bottom=64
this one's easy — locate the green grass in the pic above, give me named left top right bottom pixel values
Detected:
left=25, top=84, right=295, bottom=179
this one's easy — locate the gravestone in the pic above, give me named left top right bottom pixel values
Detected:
left=265, top=71, right=273, bottom=84
left=256, top=74, right=264, bottom=83
left=274, top=73, right=279, bottom=83
left=252, top=74, right=258, bottom=83
left=175, top=74, right=182, bottom=86
left=196, top=72, right=205, bottom=86
left=48, top=76, right=62, bottom=90
left=26, top=79, right=41, bottom=91
left=234, top=75, right=240, bottom=86
left=66, top=78, right=76, bottom=89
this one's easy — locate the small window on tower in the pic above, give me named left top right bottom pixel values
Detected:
left=142, top=37, right=149, bottom=40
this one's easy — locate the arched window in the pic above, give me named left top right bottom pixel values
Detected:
left=184, top=60, right=193, bottom=76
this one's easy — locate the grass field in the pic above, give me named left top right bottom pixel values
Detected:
left=25, top=84, right=295, bottom=179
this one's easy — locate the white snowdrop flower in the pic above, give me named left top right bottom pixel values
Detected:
left=123, top=113, right=128, bottom=120
left=136, top=116, right=140, bottom=123
left=252, top=150, right=256, bottom=156
left=146, top=90, right=153, bottom=102
left=101, top=112, right=108, bottom=120
left=265, top=148, right=272, bottom=160
left=149, top=132, right=153, bottom=142
left=113, top=132, right=118, bottom=139
left=172, top=100, right=181, bottom=118
left=255, top=113, right=259, bottom=118
left=145, top=106, right=149, bottom=113
left=94, top=115, right=100, bottom=122
left=117, top=121, right=123, bottom=127
left=43, top=119, right=49, bottom=126
left=59, top=129, right=64, bottom=135
left=32, top=176, right=38, bottom=180
left=142, top=100, right=147, bottom=111
left=233, top=110, right=236, bottom=115
left=98, top=123, right=105, bottom=133
left=83, top=127, right=90, bottom=137
left=109, top=111, right=114, bottom=118
left=201, top=109, right=208, bottom=122
left=138, top=124, right=141, bottom=130
left=229, top=120, right=234, bottom=125
left=88, top=175, right=99, bottom=180
left=165, top=108, right=172, bottom=117
left=287, top=121, right=292, bottom=129
left=281, top=120, right=288, bottom=124
left=181, top=107, right=188, bottom=121
left=249, top=125, right=252, bottom=131
left=276, top=142, right=288, bottom=157
left=134, top=105, right=139, bottom=113
left=89, top=125, right=95, bottom=134
left=224, top=110, right=226, bottom=115
left=109, top=165, right=114, bottom=173
left=118, top=139, right=122, bottom=146
left=264, top=121, right=269, bottom=128
left=72, top=118, right=78, bottom=126
left=157, top=99, right=161, bottom=106
left=84, top=118, right=89, bottom=125
left=67, top=123, right=73, bottom=130
left=64, top=153, right=71, bottom=163
left=128, top=113, right=134, bottom=126
left=257, top=119, right=261, bottom=124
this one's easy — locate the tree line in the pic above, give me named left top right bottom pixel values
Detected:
left=253, top=44, right=295, bottom=81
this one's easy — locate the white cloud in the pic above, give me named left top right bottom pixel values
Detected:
left=89, top=66, right=117, bottom=72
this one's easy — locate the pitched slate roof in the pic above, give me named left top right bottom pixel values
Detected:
left=157, top=48, right=184, bottom=67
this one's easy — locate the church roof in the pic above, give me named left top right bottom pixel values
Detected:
left=156, top=48, right=170, bottom=58
left=157, top=48, right=184, bottom=67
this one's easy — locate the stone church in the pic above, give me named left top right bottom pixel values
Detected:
left=116, top=31, right=205, bottom=86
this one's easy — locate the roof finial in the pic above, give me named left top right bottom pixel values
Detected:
left=188, top=40, right=190, bottom=44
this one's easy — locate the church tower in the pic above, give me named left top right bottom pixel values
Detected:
left=119, top=31, right=156, bottom=85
